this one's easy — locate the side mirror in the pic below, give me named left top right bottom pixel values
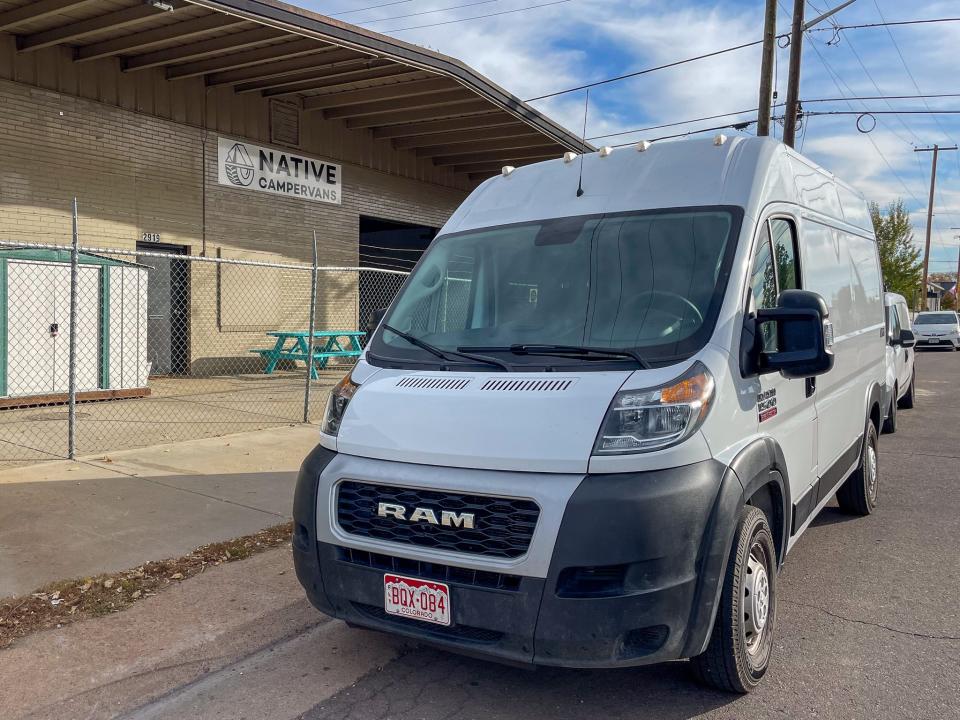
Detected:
left=366, top=307, right=387, bottom=339
left=756, top=290, right=835, bottom=379
left=898, top=328, right=916, bottom=348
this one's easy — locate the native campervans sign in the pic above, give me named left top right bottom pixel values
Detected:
left=217, top=137, right=341, bottom=205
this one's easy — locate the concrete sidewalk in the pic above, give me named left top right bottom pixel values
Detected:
left=0, top=424, right=321, bottom=598
left=0, top=547, right=403, bottom=720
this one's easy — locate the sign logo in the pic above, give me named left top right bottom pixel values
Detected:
left=216, top=137, right=341, bottom=205
left=377, top=502, right=476, bottom=529
left=224, top=143, right=255, bottom=187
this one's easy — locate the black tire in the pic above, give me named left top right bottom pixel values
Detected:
left=836, top=420, right=879, bottom=516
left=690, top=506, right=777, bottom=694
left=898, top=372, right=915, bottom=409
left=882, top=391, right=897, bottom=434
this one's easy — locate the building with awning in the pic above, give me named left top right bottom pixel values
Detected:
left=0, top=0, right=591, bottom=374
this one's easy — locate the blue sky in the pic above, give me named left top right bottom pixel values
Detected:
left=303, top=0, right=960, bottom=272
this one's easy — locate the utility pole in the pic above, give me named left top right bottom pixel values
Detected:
left=782, top=0, right=805, bottom=147
left=915, top=145, right=958, bottom=310
left=756, top=0, right=777, bottom=136
left=781, top=0, right=859, bottom=147
left=952, top=227, right=960, bottom=308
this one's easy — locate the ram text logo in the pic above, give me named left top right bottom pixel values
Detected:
left=224, top=143, right=255, bottom=187
left=377, top=502, right=475, bottom=529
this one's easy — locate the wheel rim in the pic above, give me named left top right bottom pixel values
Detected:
left=743, top=541, right=772, bottom=659
left=866, top=440, right=878, bottom=502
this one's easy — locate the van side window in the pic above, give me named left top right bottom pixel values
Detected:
left=751, top=226, right=778, bottom=310
left=896, top=302, right=910, bottom=331
left=888, top=305, right=901, bottom=342
left=769, top=218, right=800, bottom=291
left=750, top=225, right=778, bottom=351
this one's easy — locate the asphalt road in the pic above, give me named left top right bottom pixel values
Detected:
left=6, top=350, right=960, bottom=720
left=297, top=349, right=960, bottom=720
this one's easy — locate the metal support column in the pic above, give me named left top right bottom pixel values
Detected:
left=68, top=198, right=80, bottom=459
left=303, top=230, right=319, bottom=423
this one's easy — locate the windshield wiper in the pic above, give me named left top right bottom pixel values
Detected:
left=382, top=325, right=513, bottom=371
left=458, top=344, right=651, bottom=369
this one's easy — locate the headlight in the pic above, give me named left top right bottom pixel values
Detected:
left=321, top=373, right=359, bottom=436
left=594, top=362, right=715, bottom=454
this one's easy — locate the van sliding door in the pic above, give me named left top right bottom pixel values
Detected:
left=800, top=220, right=884, bottom=500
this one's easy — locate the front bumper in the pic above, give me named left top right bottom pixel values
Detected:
left=293, top=445, right=735, bottom=668
left=916, top=336, right=960, bottom=347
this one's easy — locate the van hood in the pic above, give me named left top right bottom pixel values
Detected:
left=333, top=366, right=633, bottom=473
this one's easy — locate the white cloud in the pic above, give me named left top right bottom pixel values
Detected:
left=304, top=0, right=960, bottom=238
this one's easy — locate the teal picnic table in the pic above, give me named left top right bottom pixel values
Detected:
left=251, top=330, right=365, bottom=379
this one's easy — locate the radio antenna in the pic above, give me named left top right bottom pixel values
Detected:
left=576, top=89, right=589, bottom=197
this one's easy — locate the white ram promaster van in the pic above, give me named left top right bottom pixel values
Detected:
left=882, top=291, right=916, bottom=433
left=293, top=136, right=886, bottom=693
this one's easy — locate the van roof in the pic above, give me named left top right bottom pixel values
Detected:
left=442, top=136, right=873, bottom=236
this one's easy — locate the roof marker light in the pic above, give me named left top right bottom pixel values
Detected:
left=713, top=133, right=728, bottom=146
left=635, top=140, right=651, bottom=152
left=599, top=146, right=614, bottom=157
left=563, top=151, right=579, bottom=164
left=501, top=165, right=516, bottom=176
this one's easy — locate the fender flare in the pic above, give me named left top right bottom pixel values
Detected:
left=680, top=437, right=791, bottom=658
left=726, top=437, right=792, bottom=567
left=865, top=381, right=883, bottom=433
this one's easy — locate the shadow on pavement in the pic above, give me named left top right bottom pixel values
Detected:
left=304, top=645, right=739, bottom=720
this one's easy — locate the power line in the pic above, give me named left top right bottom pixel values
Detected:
left=585, top=95, right=960, bottom=144
left=803, top=110, right=960, bottom=116
left=807, top=16, right=960, bottom=32
left=828, top=26, right=921, bottom=146
left=874, top=3, right=960, bottom=238
left=609, top=121, right=756, bottom=148
left=803, top=34, right=925, bottom=205
left=802, top=6, right=959, bottom=239
left=587, top=107, right=769, bottom=141
left=330, top=0, right=413, bottom=17
left=363, top=0, right=499, bottom=24
left=872, top=1, right=956, bottom=146
left=803, top=93, right=960, bottom=103
left=525, top=38, right=770, bottom=102
left=383, top=0, right=570, bottom=33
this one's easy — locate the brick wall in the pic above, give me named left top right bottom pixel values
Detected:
left=0, top=79, right=468, bottom=372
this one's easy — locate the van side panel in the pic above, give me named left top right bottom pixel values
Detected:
left=799, top=218, right=884, bottom=473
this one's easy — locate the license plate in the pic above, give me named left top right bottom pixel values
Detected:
left=930, top=338, right=940, bottom=343
left=384, top=574, right=451, bottom=626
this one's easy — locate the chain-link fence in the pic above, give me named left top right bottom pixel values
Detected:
left=0, top=233, right=407, bottom=466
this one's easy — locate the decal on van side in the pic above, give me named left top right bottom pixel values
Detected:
left=758, top=388, right=778, bottom=422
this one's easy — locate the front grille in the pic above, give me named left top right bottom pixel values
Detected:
left=336, top=481, right=539, bottom=559
left=352, top=602, right=504, bottom=644
left=336, top=546, right=522, bottom=591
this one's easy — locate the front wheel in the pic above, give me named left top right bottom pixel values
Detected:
left=836, top=420, right=879, bottom=516
left=690, top=506, right=777, bottom=693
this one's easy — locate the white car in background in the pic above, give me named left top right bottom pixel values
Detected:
left=882, top=292, right=916, bottom=433
left=913, top=311, right=960, bottom=350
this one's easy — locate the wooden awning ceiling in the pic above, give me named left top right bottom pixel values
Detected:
left=0, top=0, right=592, bottom=182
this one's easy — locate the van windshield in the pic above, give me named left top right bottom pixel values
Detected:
left=369, top=208, right=741, bottom=368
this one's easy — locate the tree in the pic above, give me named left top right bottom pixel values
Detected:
left=870, top=199, right=923, bottom=306
left=942, top=291, right=957, bottom=311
